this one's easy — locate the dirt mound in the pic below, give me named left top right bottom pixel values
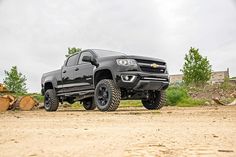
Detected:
left=188, top=84, right=236, bottom=100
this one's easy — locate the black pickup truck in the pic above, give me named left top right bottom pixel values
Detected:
left=41, top=49, right=169, bottom=112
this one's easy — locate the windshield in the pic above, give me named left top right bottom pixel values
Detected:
left=92, top=49, right=126, bottom=57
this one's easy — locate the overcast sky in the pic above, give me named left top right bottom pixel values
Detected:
left=0, top=0, right=236, bottom=92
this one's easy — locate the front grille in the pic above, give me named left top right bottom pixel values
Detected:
left=140, top=67, right=165, bottom=73
left=135, top=59, right=166, bottom=65
left=135, top=59, right=166, bottom=74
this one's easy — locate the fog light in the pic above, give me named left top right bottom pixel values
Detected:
left=124, top=75, right=129, bottom=81
left=121, top=75, right=136, bottom=82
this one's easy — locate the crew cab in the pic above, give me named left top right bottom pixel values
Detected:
left=41, top=49, right=169, bottom=112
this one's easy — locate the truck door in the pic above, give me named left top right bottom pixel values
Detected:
left=62, top=54, right=79, bottom=93
left=73, top=51, right=94, bottom=91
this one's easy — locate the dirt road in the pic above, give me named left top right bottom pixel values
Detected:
left=0, top=106, right=236, bottom=157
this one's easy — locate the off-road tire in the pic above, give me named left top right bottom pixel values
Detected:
left=44, top=89, right=59, bottom=112
left=142, top=90, right=166, bottom=110
left=94, top=79, right=121, bottom=111
left=83, top=98, right=96, bottom=110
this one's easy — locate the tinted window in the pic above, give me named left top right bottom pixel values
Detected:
left=92, top=49, right=126, bottom=57
left=79, top=52, right=93, bottom=64
left=66, top=54, right=78, bottom=66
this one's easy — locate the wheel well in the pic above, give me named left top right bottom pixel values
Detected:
left=94, top=69, right=113, bottom=86
left=44, top=82, right=53, bottom=91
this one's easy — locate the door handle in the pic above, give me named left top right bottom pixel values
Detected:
left=75, top=67, right=79, bottom=71
left=63, top=77, right=69, bottom=80
left=63, top=70, right=66, bottom=73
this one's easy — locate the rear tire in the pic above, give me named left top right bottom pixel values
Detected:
left=82, top=98, right=96, bottom=110
left=44, top=89, right=59, bottom=112
left=94, top=79, right=121, bottom=111
left=142, top=90, right=166, bottom=110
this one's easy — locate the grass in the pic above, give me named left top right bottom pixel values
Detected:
left=30, top=94, right=44, bottom=103
left=12, top=93, right=205, bottom=108
left=120, top=100, right=142, bottom=108
left=69, top=100, right=142, bottom=109
left=166, top=85, right=207, bottom=107
left=71, top=102, right=83, bottom=109
left=11, top=85, right=208, bottom=108
left=176, top=98, right=206, bottom=107
left=65, top=98, right=205, bottom=108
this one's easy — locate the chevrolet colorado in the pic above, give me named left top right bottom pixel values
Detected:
left=41, top=49, right=169, bottom=112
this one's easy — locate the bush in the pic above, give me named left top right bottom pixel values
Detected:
left=166, top=87, right=189, bottom=106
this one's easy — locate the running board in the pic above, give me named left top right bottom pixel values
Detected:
left=57, top=90, right=94, bottom=97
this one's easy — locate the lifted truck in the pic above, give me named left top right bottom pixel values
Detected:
left=41, top=49, right=169, bottom=112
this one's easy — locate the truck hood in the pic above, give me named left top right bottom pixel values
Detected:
left=123, top=55, right=165, bottom=63
left=97, top=55, right=166, bottom=64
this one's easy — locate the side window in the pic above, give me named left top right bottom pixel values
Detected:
left=66, top=54, right=78, bottom=67
left=78, top=52, right=93, bottom=64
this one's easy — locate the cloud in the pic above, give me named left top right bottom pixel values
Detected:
left=0, top=0, right=235, bottom=92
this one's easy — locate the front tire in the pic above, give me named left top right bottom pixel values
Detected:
left=142, top=90, right=166, bottom=110
left=94, top=79, right=121, bottom=111
left=44, top=89, right=59, bottom=112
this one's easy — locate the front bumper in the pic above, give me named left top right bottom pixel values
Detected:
left=115, top=71, right=169, bottom=91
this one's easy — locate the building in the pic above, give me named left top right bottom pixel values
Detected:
left=230, top=77, right=236, bottom=84
left=169, top=74, right=183, bottom=84
left=210, top=69, right=229, bottom=84
left=170, top=68, right=230, bottom=84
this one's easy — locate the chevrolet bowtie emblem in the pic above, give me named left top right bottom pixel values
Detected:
left=151, top=63, right=159, bottom=68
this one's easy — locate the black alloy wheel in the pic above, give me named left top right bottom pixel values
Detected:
left=94, top=79, right=121, bottom=111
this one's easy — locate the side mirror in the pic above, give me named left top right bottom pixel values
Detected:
left=82, top=56, right=92, bottom=62
left=82, top=56, right=99, bottom=67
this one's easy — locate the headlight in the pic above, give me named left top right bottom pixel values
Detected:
left=116, top=59, right=137, bottom=66
left=165, top=63, right=168, bottom=74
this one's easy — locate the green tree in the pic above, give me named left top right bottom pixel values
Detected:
left=66, top=47, right=82, bottom=57
left=3, top=66, right=27, bottom=93
left=181, top=47, right=212, bottom=86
